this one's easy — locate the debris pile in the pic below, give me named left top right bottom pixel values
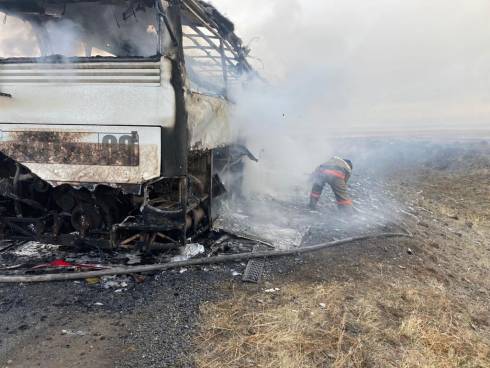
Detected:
left=0, top=170, right=410, bottom=283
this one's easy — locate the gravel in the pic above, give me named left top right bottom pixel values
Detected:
left=0, top=265, right=234, bottom=368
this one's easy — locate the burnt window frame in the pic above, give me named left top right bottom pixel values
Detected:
left=0, top=0, right=166, bottom=60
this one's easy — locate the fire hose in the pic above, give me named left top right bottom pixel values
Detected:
left=0, top=232, right=411, bottom=283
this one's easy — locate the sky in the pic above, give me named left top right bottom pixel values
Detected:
left=212, top=0, right=490, bottom=130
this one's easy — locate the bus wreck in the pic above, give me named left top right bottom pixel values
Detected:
left=0, top=0, right=253, bottom=249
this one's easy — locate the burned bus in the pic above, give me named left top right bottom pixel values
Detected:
left=0, top=0, right=253, bottom=249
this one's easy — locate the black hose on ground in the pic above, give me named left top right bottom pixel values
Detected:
left=0, top=232, right=411, bottom=283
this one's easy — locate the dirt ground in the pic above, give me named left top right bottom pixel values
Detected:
left=0, top=139, right=489, bottom=368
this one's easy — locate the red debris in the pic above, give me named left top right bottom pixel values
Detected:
left=32, top=259, right=105, bottom=270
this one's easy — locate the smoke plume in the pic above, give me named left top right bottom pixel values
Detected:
left=215, top=0, right=490, bottom=130
left=213, top=0, right=490, bottom=197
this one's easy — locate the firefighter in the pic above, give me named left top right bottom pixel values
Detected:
left=308, top=157, right=353, bottom=211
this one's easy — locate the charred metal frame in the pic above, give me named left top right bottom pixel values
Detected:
left=0, top=0, right=253, bottom=250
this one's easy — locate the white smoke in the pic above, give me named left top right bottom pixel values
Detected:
left=229, top=76, right=337, bottom=198
left=0, top=15, right=84, bottom=57
left=42, top=19, right=84, bottom=56
left=0, top=16, right=40, bottom=57
left=213, top=0, right=490, bottom=128
left=213, top=0, right=490, bottom=197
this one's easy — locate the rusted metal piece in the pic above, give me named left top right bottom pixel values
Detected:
left=0, top=131, right=139, bottom=166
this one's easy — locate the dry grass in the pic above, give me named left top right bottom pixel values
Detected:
left=194, top=168, right=490, bottom=368
left=194, top=280, right=490, bottom=368
left=418, top=173, right=490, bottom=233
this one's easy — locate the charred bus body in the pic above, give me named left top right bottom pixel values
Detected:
left=0, top=0, right=253, bottom=249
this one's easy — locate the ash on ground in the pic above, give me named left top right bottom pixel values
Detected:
left=214, top=172, right=406, bottom=249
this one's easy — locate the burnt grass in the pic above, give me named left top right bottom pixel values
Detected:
left=0, top=139, right=489, bottom=368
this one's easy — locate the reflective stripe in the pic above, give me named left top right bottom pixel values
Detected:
left=332, top=157, right=352, bottom=172
left=310, top=192, right=321, bottom=198
left=337, top=199, right=353, bottom=206
left=321, top=169, right=346, bottom=180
